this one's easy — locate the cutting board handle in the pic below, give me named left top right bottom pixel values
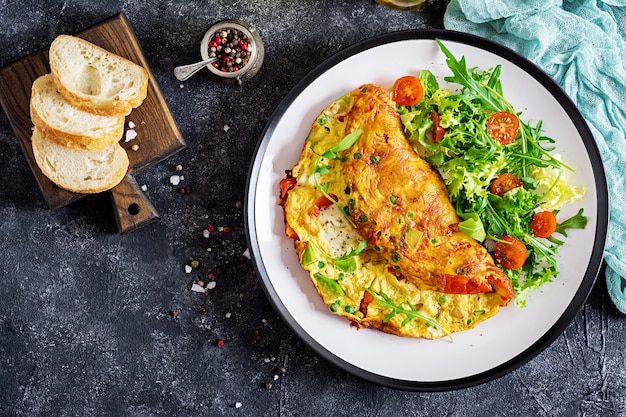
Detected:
left=110, top=174, right=160, bottom=233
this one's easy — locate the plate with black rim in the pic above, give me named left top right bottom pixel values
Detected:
left=244, top=29, right=608, bottom=391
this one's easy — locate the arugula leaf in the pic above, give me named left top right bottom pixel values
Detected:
left=554, top=208, right=588, bottom=237
left=435, top=39, right=510, bottom=112
left=364, top=288, right=452, bottom=340
left=458, top=212, right=486, bottom=242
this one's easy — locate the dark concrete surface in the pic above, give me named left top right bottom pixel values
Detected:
left=1, top=1, right=625, bottom=416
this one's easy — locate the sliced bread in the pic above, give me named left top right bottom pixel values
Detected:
left=30, top=74, right=125, bottom=151
left=31, top=127, right=129, bottom=194
left=49, top=34, right=149, bottom=116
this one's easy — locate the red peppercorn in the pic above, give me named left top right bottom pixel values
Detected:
left=217, top=339, right=225, bottom=347
left=197, top=307, right=207, bottom=314
left=222, top=226, right=231, bottom=233
left=207, top=224, right=216, bottom=232
left=240, top=42, right=248, bottom=51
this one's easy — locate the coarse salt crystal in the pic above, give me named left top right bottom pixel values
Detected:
left=125, top=129, right=137, bottom=142
left=207, top=281, right=217, bottom=290
left=273, top=375, right=279, bottom=381
left=235, top=402, right=242, bottom=409
left=225, top=312, right=231, bottom=318
left=202, top=229, right=210, bottom=238
left=184, top=265, right=192, bottom=273
left=264, top=358, right=270, bottom=363
left=223, top=124, right=230, bottom=132
left=191, top=283, right=205, bottom=293
left=170, top=175, right=181, bottom=186
left=128, top=121, right=136, bottom=129
left=242, top=248, right=251, bottom=259
left=141, top=184, right=148, bottom=191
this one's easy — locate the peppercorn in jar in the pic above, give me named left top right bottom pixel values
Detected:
left=200, top=19, right=264, bottom=86
left=208, top=28, right=252, bottom=73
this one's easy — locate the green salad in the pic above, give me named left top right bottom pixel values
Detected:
left=394, top=39, right=588, bottom=307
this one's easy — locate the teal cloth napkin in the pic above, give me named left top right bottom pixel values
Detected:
left=443, top=0, right=626, bottom=313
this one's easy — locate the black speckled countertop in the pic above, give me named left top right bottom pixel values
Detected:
left=1, top=1, right=625, bottom=416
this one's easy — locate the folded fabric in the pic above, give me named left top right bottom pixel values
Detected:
left=443, top=0, right=626, bottom=313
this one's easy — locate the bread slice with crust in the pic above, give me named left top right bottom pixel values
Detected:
left=31, top=127, right=129, bottom=194
left=30, top=74, right=125, bottom=151
left=49, top=34, right=149, bottom=116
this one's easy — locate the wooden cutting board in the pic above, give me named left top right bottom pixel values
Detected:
left=0, top=13, right=186, bottom=233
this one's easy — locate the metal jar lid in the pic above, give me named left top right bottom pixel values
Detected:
left=200, top=19, right=264, bottom=86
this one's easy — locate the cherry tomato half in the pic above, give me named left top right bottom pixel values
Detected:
left=490, top=173, right=523, bottom=197
left=392, top=76, right=424, bottom=106
left=494, top=235, right=527, bottom=270
left=431, top=111, right=446, bottom=143
left=279, top=177, right=297, bottom=199
left=309, top=193, right=337, bottom=216
left=530, top=211, right=557, bottom=238
left=487, top=111, right=520, bottom=145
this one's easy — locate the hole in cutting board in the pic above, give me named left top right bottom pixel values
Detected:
left=128, top=203, right=141, bottom=215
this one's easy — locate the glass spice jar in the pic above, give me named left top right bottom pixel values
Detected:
left=200, top=19, right=264, bottom=86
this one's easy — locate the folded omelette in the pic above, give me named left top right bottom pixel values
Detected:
left=280, top=84, right=513, bottom=339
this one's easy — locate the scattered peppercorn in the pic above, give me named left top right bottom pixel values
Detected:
left=207, top=224, right=216, bottom=232
left=175, top=164, right=183, bottom=171
left=197, top=307, right=207, bottom=314
left=264, top=383, right=273, bottom=390
left=222, top=226, right=231, bottom=233
left=131, top=144, right=139, bottom=151
left=191, top=260, right=200, bottom=268
left=169, top=310, right=179, bottom=317
left=235, top=200, right=243, bottom=209
left=208, top=27, right=252, bottom=73
left=217, top=339, right=225, bottom=347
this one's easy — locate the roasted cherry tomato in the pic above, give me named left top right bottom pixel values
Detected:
left=487, top=111, right=520, bottom=145
left=431, top=111, right=446, bottom=143
left=494, top=235, right=527, bottom=270
left=392, top=76, right=424, bottom=106
left=530, top=211, right=557, bottom=238
left=443, top=274, right=493, bottom=294
left=279, top=177, right=297, bottom=199
left=490, top=173, right=523, bottom=197
left=310, top=193, right=337, bottom=216
left=359, top=290, right=375, bottom=315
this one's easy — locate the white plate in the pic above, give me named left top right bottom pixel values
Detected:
left=245, top=30, right=608, bottom=390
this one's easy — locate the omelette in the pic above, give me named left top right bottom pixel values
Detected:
left=280, top=84, right=513, bottom=339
